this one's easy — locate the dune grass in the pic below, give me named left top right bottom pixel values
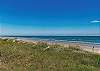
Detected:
left=0, top=39, right=100, bottom=71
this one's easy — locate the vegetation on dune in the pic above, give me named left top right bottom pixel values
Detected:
left=0, top=39, right=100, bottom=71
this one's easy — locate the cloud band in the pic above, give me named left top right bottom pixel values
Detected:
left=90, top=20, right=100, bottom=23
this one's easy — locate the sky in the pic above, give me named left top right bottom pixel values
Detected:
left=0, top=0, right=100, bottom=36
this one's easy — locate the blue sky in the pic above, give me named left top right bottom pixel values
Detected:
left=0, top=0, right=100, bottom=36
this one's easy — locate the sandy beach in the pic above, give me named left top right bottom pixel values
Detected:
left=1, top=37, right=100, bottom=54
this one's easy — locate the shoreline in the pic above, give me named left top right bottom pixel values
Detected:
left=0, top=37, right=100, bottom=54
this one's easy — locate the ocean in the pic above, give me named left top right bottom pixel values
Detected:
left=3, top=36, right=100, bottom=45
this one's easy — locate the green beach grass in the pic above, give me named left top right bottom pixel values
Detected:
left=0, top=38, right=100, bottom=71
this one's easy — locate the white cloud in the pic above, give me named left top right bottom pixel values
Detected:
left=90, top=20, right=100, bottom=23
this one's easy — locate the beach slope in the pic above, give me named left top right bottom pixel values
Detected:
left=0, top=38, right=100, bottom=71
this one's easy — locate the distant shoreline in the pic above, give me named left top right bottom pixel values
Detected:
left=0, top=36, right=100, bottom=45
